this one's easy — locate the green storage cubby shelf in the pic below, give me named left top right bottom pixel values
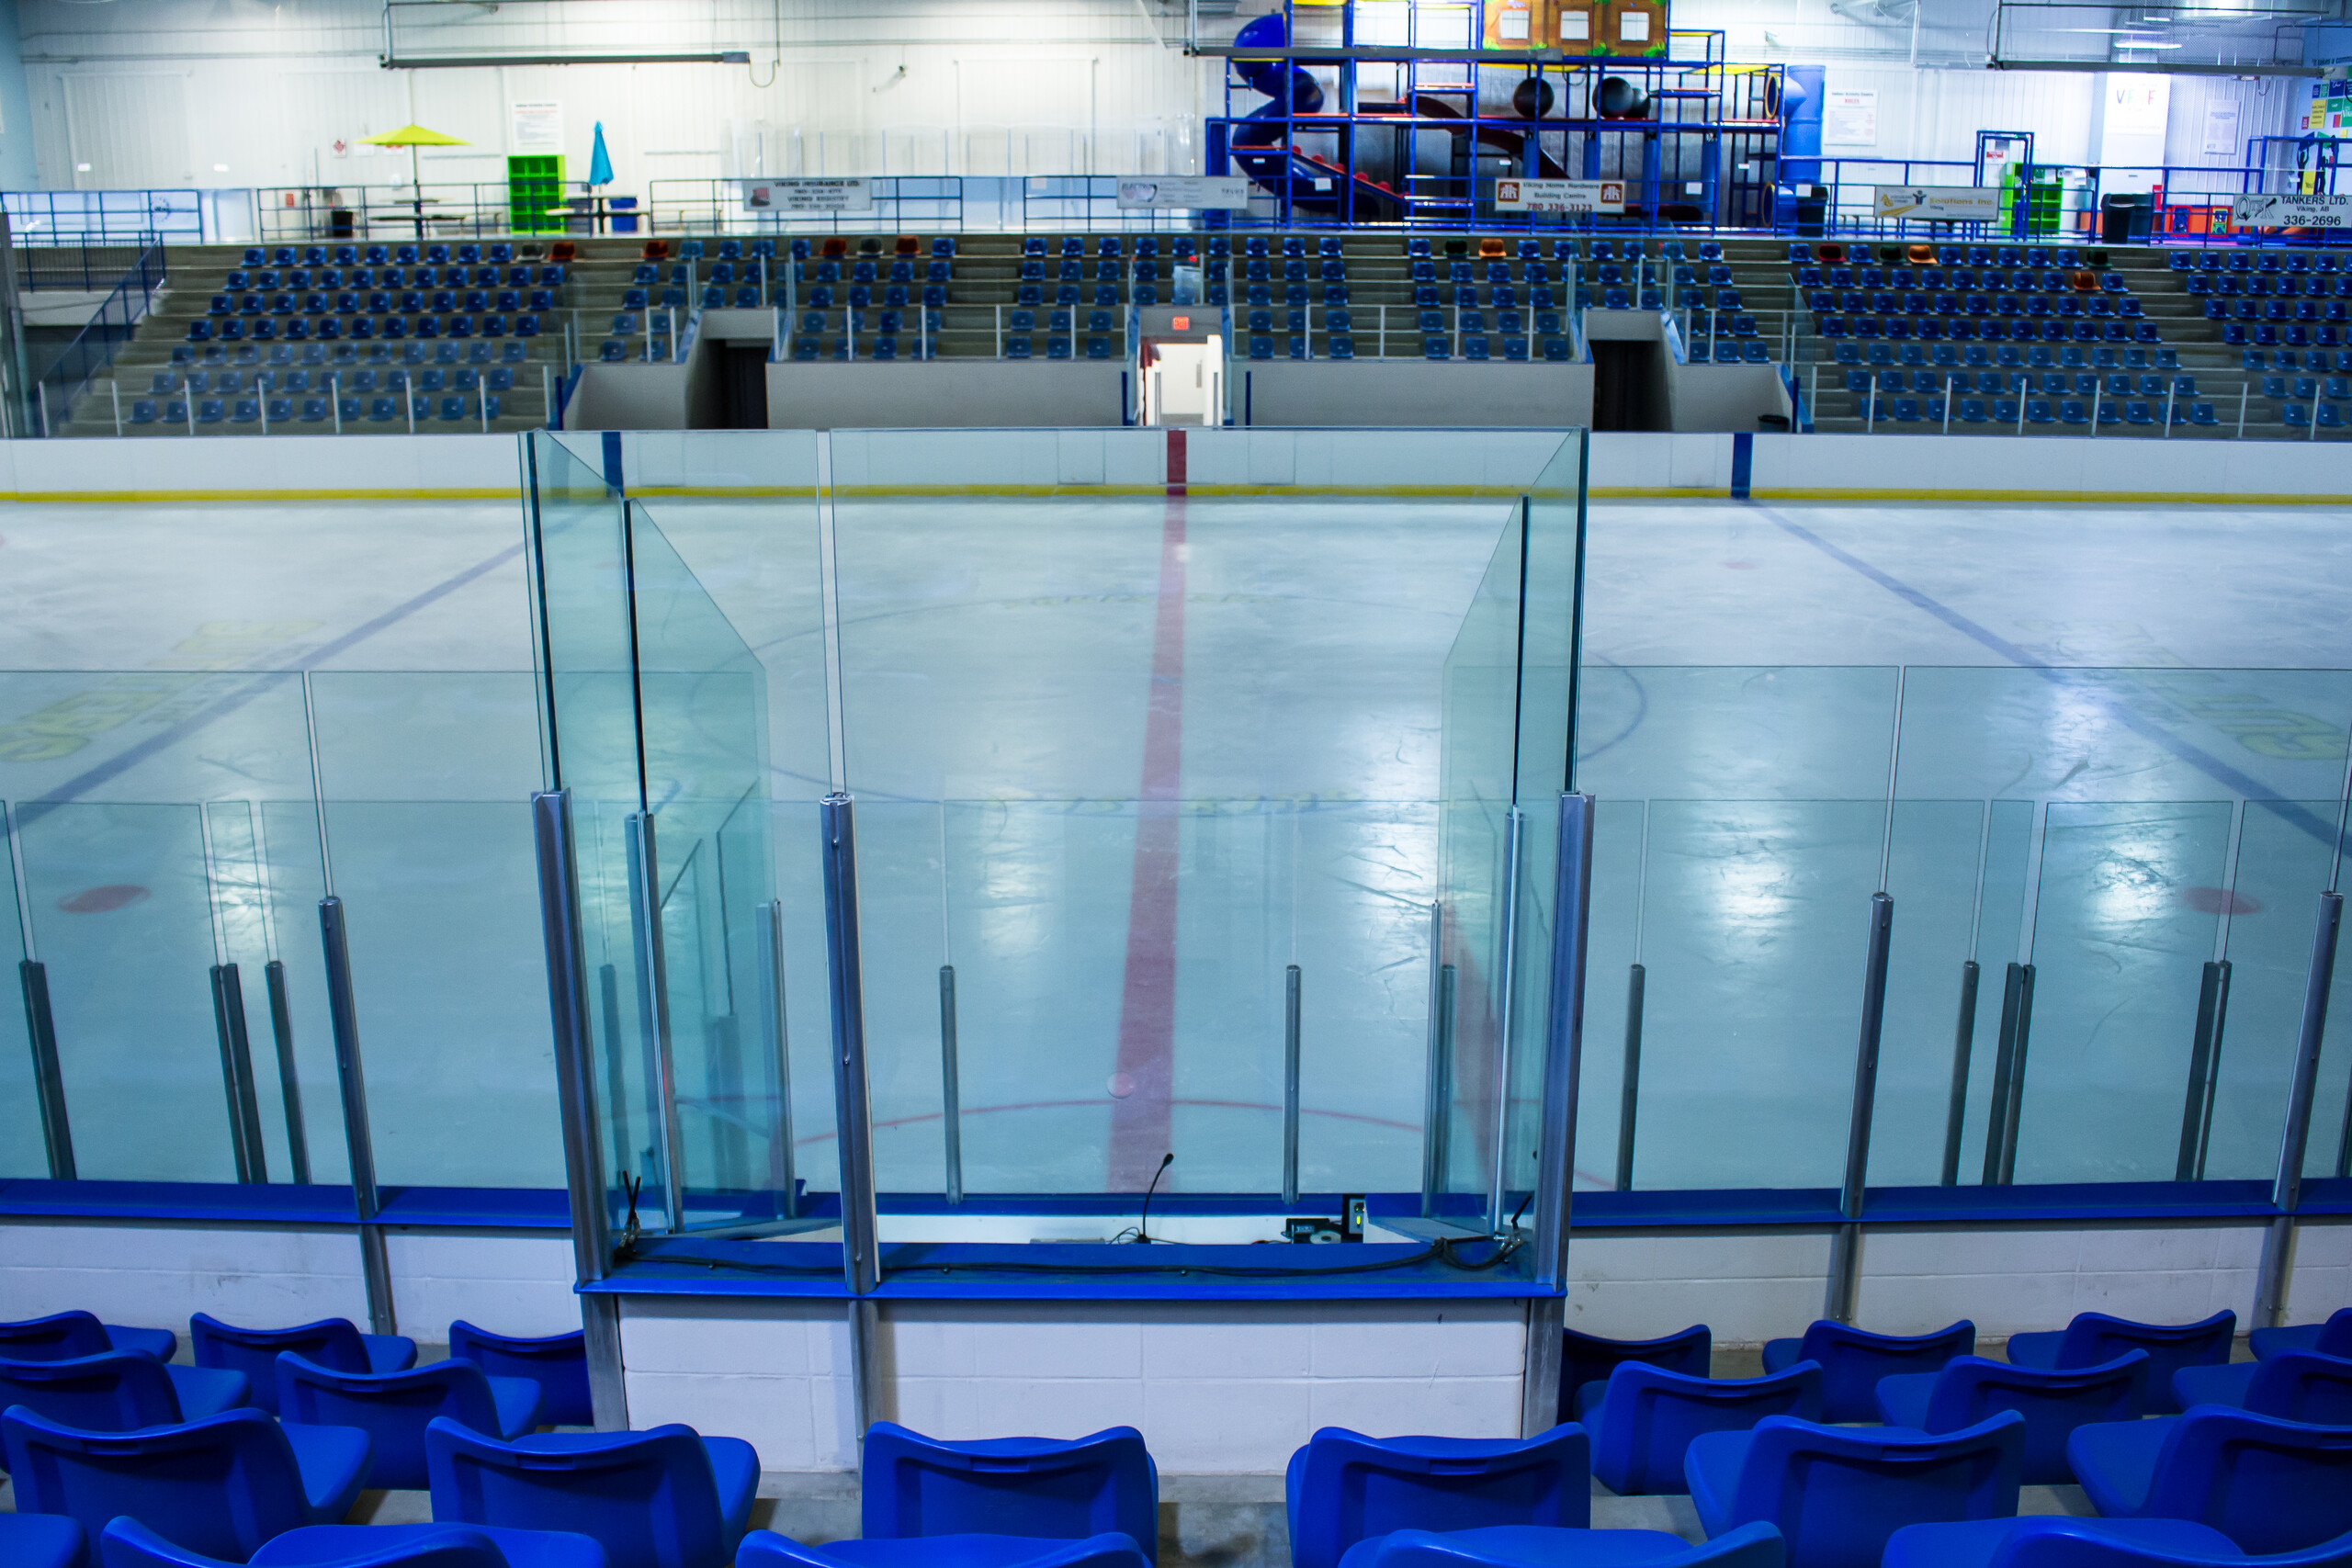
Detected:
left=508, top=154, right=566, bottom=236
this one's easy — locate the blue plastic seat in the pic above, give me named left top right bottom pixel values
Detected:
left=738, top=1533, right=1147, bottom=1568
left=0, top=1513, right=83, bottom=1568
left=1687, top=1413, right=2023, bottom=1568
left=100, top=1517, right=606, bottom=1568
left=193, top=1314, right=416, bottom=1416
left=861, top=1422, right=1156, bottom=1562
left=0, top=1350, right=250, bottom=1450
left=2172, top=1351, right=2352, bottom=1422
left=277, top=1354, right=544, bottom=1491
left=1876, top=1353, right=2146, bottom=1485
left=1288, top=1425, right=1590, bottom=1568
left=2252, top=1312, right=2352, bottom=1362
left=425, top=1418, right=757, bottom=1568
left=2068, top=1409, right=2352, bottom=1552
left=449, top=1323, right=592, bottom=1427
left=1760, top=1321, right=1974, bottom=1423
left=1579, top=1361, right=1822, bottom=1495
left=3, top=1405, right=370, bottom=1565
left=1883, top=1517, right=2352, bottom=1568
left=1338, top=1524, right=1785, bottom=1568
left=0, top=1312, right=176, bottom=1364
left=2007, top=1313, right=2233, bottom=1416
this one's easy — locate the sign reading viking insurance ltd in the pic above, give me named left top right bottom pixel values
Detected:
left=1494, top=178, right=1624, bottom=213
left=1871, top=186, right=2002, bottom=222
left=742, top=178, right=873, bottom=213
left=2231, top=191, right=2352, bottom=228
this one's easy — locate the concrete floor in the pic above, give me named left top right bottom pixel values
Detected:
left=1, top=493, right=2346, bottom=1207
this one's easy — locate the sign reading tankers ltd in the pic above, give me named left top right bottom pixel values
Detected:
left=1116, top=176, right=1251, bottom=210
left=2231, top=191, right=2352, bottom=228
left=1494, top=179, right=1624, bottom=213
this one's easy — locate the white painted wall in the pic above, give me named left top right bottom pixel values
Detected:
left=10, top=0, right=2303, bottom=212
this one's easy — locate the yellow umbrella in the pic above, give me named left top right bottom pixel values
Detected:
left=359, top=124, right=469, bottom=196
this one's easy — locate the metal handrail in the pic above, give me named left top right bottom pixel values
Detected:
left=33, top=242, right=167, bottom=437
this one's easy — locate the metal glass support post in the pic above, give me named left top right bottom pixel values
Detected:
left=1982, top=962, right=2036, bottom=1186
left=1616, top=964, right=1644, bottom=1191
left=264, top=961, right=311, bottom=1185
left=2254, top=890, right=2342, bottom=1327
left=533, top=789, right=626, bottom=1428
left=1487, top=806, right=1525, bottom=1235
left=760, top=900, right=797, bottom=1220
left=939, top=964, right=963, bottom=1206
left=210, top=963, right=268, bottom=1182
left=19, top=959, right=74, bottom=1179
left=624, top=811, right=686, bottom=1233
left=822, top=793, right=886, bottom=1438
left=1420, top=905, right=1455, bottom=1219
left=320, top=895, right=394, bottom=1336
left=1827, top=892, right=1895, bottom=1323
left=2177, top=960, right=2233, bottom=1181
left=1940, top=961, right=1979, bottom=1187
left=1283, top=964, right=1303, bottom=1206
left=1522, top=791, right=1595, bottom=1439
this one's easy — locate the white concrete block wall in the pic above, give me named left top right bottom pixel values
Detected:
left=1854, top=1225, right=2267, bottom=1339
left=2284, top=1220, right=2352, bottom=1325
left=618, top=1298, right=1524, bottom=1474
left=0, top=1221, right=370, bottom=1338
left=1566, top=1231, right=1836, bottom=1345
left=383, top=1231, right=582, bottom=1342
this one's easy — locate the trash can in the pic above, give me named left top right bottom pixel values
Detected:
left=608, top=196, right=639, bottom=234
left=1792, top=185, right=1828, bottom=237
left=1757, top=413, right=1791, bottom=433
left=330, top=209, right=355, bottom=238
left=2099, top=194, right=2151, bottom=244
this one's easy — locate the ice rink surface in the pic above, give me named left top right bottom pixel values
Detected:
left=2, top=491, right=2346, bottom=1204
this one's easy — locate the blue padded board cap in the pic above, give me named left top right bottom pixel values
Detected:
left=276, top=1353, right=544, bottom=1491
left=0, top=1513, right=83, bottom=1568
left=424, top=1417, right=757, bottom=1568
left=2068, top=1409, right=2352, bottom=1553
left=1560, top=1325, right=1712, bottom=1418
left=1, top=1404, right=370, bottom=1566
left=1685, top=1412, right=2023, bottom=1568
left=2252, top=1309, right=2352, bottom=1362
left=2173, top=1350, right=2352, bottom=1423
left=0, top=1312, right=176, bottom=1365
left=1875, top=1352, right=2148, bottom=1486
left=739, top=1531, right=1150, bottom=1568
left=1759, top=1321, right=1974, bottom=1423
left=1883, top=1517, right=2290, bottom=1568
left=449, top=1322, right=593, bottom=1427
left=1287, top=1425, right=1591, bottom=1568
left=1580, top=1360, right=1823, bottom=1495
left=0, top=1349, right=250, bottom=1443
left=1337, top=1523, right=1785, bottom=1568
left=861, top=1423, right=1158, bottom=1566
left=2008, top=1314, right=2233, bottom=1416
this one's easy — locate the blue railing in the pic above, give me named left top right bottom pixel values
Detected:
left=3, top=188, right=204, bottom=244
left=32, top=242, right=167, bottom=436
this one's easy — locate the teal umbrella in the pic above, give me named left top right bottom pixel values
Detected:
left=587, top=121, right=614, bottom=186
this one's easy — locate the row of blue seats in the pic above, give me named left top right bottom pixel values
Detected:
left=172, top=339, right=530, bottom=368
left=637, top=260, right=775, bottom=284
left=2214, top=321, right=2347, bottom=348
left=188, top=315, right=542, bottom=344
left=2184, top=274, right=2352, bottom=299
left=1867, top=397, right=2231, bottom=429
left=153, top=366, right=515, bottom=397
left=1817, top=317, right=2164, bottom=345
left=2246, top=346, right=2352, bottom=371
left=1850, top=370, right=2199, bottom=399
left=238, top=242, right=528, bottom=268
left=2201, top=299, right=2352, bottom=324
left=211, top=289, right=560, bottom=316
left=1791, top=243, right=2100, bottom=266
left=1826, top=342, right=2179, bottom=371
left=618, top=287, right=769, bottom=312
left=2169, top=249, right=2350, bottom=274
left=221, top=265, right=559, bottom=293
left=128, top=395, right=502, bottom=427
left=1809, top=292, right=2145, bottom=321
left=1797, top=266, right=2132, bottom=295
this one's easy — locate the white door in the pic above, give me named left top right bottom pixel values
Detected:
left=1145, top=338, right=1223, bottom=426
